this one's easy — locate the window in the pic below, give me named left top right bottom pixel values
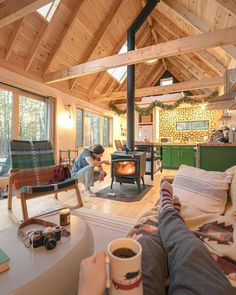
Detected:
left=0, top=83, right=55, bottom=178
left=160, top=77, right=173, bottom=86
left=75, top=109, right=112, bottom=147
left=19, top=95, right=48, bottom=140
left=107, top=43, right=127, bottom=83
left=76, top=108, right=83, bottom=147
left=103, top=117, right=109, bottom=147
left=176, top=121, right=209, bottom=131
left=0, top=88, right=13, bottom=159
left=37, top=0, right=60, bottom=22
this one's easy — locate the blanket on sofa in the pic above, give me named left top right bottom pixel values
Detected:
left=128, top=202, right=236, bottom=288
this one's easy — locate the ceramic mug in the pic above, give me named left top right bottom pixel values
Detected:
left=107, top=238, right=143, bottom=295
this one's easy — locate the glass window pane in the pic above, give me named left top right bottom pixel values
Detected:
left=0, top=88, right=13, bottom=177
left=19, top=95, right=48, bottom=141
left=84, top=111, right=101, bottom=146
left=76, top=108, right=83, bottom=146
left=176, top=122, right=191, bottom=131
left=103, top=117, right=109, bottom=147
left=191, top=121, right=209, bottom=130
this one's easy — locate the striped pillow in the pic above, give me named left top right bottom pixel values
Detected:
left=173, top=165, right=233, bottom=214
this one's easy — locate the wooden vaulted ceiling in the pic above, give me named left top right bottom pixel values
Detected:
left=0, top=0, right=236, bottom=108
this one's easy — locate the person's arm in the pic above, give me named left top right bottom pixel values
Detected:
left=85, top=157, right=110, bottom=167
left=78, top=251, right=106, bottom=295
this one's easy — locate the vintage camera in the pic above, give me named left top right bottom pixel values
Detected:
left=31, top=226, right=61, bottom=250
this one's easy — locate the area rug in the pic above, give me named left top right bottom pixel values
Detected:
left=74, top=207, right=137, bottom=253
left=95, top=183, right=152, bottom=202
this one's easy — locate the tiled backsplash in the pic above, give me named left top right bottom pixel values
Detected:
left=159, top=107, right=220, bottom=142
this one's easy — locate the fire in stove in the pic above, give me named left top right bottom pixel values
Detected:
left=114, top=161, right=136, bottom=175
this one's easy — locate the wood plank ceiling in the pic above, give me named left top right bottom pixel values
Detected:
left=0, top=0, right=236, bottom=108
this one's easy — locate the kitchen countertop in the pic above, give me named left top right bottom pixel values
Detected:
left=197, top=142, right=236, bottom=146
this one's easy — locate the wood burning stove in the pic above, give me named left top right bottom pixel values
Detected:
left=111, top=151, right=146, bottom=192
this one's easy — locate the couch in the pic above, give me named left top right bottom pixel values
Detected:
left=128, top=165, right=236, bottom=288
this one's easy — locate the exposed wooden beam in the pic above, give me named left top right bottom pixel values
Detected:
left=215, top=0, right=236, bottom=17
left=69, top=1, right=123, bottom=90
left=5, top=17, right=25, bottom=61
left=161, top=0, right=236, bottom=59
left=44, top=25, right=236, bottom=84
left=152, top=9, right=225, bottom=76
left=92, top=77, right=224, bottom=102
left=0, top=0, right=52, bottom=28
left=42, top=0, right=84, bottom=75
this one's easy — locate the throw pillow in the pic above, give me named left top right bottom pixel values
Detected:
left=226, top=166, right=236, bottom=214
left=173, top=165, right=233, bottom=214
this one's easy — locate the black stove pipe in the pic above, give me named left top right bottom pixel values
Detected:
left=127, top=0, right=159, bottom=151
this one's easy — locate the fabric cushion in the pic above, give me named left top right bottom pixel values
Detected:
left=173, top=165, right=233, bottom=214
left=226, top=166, right=236, bottom=214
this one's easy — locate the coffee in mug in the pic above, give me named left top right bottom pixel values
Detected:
left=107, top=238, right=143, bottom=295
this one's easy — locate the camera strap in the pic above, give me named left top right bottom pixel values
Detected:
left=17, top=218, right=70, bottom=248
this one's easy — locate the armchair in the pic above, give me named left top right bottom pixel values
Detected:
left=8, top=140, right=83, bottom=221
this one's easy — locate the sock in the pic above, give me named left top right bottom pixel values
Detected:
left=159, top=181, right=174, bottom=214
left=173, top=195, right=181, bottom=213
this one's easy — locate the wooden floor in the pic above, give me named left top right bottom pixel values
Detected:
left=0, top=169, right=176, bottom=230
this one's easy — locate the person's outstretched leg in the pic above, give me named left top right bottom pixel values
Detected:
left=138, top=232, right=167, bottom=295
left=158, top=181, right=235, bottom=295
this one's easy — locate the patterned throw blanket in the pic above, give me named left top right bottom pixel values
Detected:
left=128, top=202, right=236, bottom=288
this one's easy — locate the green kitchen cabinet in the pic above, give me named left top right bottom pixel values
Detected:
left=182, top=146, right=196, bottom=167
left=162, top=145, right=195, bottom=169
left=198, top=145, right=236, bottom=171
left=171, top=147, right=182, bottom=168
left=162, top=146, right=172, bottom=168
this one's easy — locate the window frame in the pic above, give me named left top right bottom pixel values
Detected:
left=0, top=82, right=55, bottom=143
left=176, top=120, right=209, bottom=131
left=160, top=77, right=173, bottom=86
left=75, top=107, right=113, bottom=148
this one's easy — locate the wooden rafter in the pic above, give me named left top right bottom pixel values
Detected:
left=0, top=0, right=52, bottom=28
left=25, top=20, right=48, bottom=71
left=161, top=0, right=236, bottom=59
left=164, top=59, right=203, bottom=96
left=152, top=9, right=225, bottom=76
left=69, top=1, right=123, bottom=91
left=215, top=0, right=236, bottom=18
left=42, top=0, right=84, bottom=75
left=44, top=25, right=236, bottom=84
left=92, top=77, right=224, bottom=102
left=5, top=17, right=25, bottom=61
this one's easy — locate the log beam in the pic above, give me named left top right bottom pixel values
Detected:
left=92, top=76, right=225, bottom=102
left=44, top=26, right=236, bottom=84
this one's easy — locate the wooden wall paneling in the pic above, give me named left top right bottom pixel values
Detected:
left=160, top=0, right=236, bottom=59
left=143, top=62, right=166, bottom=87
left=25, top=20, right=48, bottom=70
left=213, top=6, right=229, bottom=30
left=5, top=17, right=25, bottom=61
left=69, top=1, right=124, bottom=90
left=42, top=0, right=84, bottom=75
left=214, top=0, right=236, bottom=18
left=0, top=0, right=52, bottom=28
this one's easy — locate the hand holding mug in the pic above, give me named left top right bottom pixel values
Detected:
left=78, top=251, right=106, bottom=295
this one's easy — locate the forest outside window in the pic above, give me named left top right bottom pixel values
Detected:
left=75, top=108, right=112, bottom=147
left=0, top=84, right=55, bottom=178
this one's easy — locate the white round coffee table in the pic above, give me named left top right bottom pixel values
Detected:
left=0, top=214, right=94, bottom=295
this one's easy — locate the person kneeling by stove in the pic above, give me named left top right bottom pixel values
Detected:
left=71, top=144, right=110, bottom=197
